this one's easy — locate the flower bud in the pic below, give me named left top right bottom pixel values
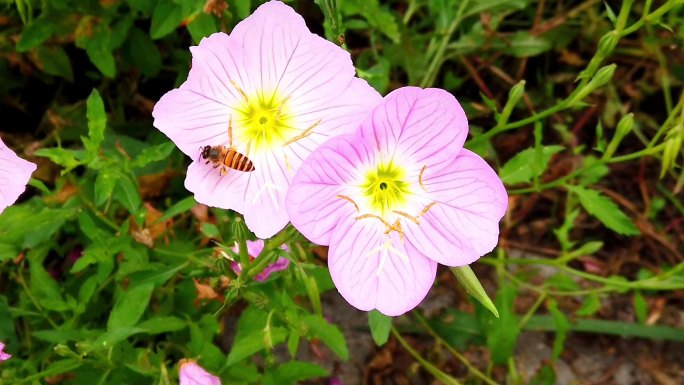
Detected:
left=53, top=344, right=74, bottom=358
left=661, top=124, right=683, bottom=178
left=604, top=113, right=634, bottom=158
left=569, top=64, right=616, bottom=106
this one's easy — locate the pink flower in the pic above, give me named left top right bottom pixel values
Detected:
left=286, top=87, right=508, bottom=316
left=0, top=137, right=36, bottom=215
left=0, top=342, right=11, bottom=361
left=230, top=240, right=290, bottom=282
left=152, top=0, right=381, bottom=239
left=179, top=359, right=220, bottom=385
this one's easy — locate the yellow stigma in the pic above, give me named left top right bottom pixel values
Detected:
left=234, top=91, right=296, bottom=152
left=360, top=161, right=410, bottom=216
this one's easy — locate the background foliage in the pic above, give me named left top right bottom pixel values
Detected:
left=0, top=0, right=683, bottom=384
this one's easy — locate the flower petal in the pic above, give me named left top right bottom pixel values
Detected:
left=0, top=138, right=36, bottom=215
left=179, top=360, right=221, bottom=385
left=0, top=342, right=11, bottom=361
left=286, top=134, right=375, bottom=245
left=361, top=87, right=468, bottom=172
left=404, top=149, right=508, bottom=266
left=328, top=215, right=437, bottom=316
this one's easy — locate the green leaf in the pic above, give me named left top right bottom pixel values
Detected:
left=500, top=145, right=564, bottom=185
left=633, top=291, right=647, bottom=324
left=186, top=13, right=219, bottom=44
left=271, top=361, right=328, bottom=385
left=567, top=186, right=640, bottom=235
left=94, top=166, right=118, bottom=206
left=451, top=266, right=499, bottom=317
left=504, top=31, right=553, bottom=57
left=226, top=328, right=288, bottom=366
left=126, top=27, right=162, bottom=78
left=34, top=148, right=83, bottom=172
left=464, top=0, right=529, bottom=17
left=107, top=282, right=155, bottom=331
left=302, top=315, right=348, bottom=360
left=287, top=331, right=300, bottom=358
left=83, top=24, right=116, bottom=77
left=342, top=0, right=400, bottom=43
left=529, top=364, right=556, bottom=385
left=85, top=89, right=106, bottom=155
left=576, top=292, right=601, bottom=316
left=547, top=299, right=569, bottom=359
left=28, top=246, right=69, bottom=312
left=150, top=2, right=184, bottom=40
left=368, top=310, right=392, bottom=346
left=131, top=142, right=175, bottom=168
left=33, top=45, right=73, bottom=81
left=157, top=196, right=197, bottom=222
left=137, top=316, right=187, bottom=334
left=90, top=327, right=145, bottom=352
left=486, top=283, right=519, bottom=365
left=16, top=14, right=56, bottom=52
left=113, top=172, right=142, bottom=213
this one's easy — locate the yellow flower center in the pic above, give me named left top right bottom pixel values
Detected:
left=234, top=92, right=296, bottom=153
left=360, top=161, right=410, bottom=217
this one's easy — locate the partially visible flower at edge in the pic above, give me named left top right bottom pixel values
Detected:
left=0, top=136, right=37, bottom=215
left=152, top=0, right=381, bottom=239
left=0, top=342, right=11, bottom=362
left=179, top=359, right=220, bottom=385
left=286, top=87, right=508, bottom=316
left=229, top=239, right=289, bottom=282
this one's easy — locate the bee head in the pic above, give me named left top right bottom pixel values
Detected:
left=199, top=145, right=211, bottom=160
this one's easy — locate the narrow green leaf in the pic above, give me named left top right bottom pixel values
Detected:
left=107, top=282, right=155, bottom=331
left=126, top=27, right=162, bottom=78
left=137, top=316, right=187, bottom=334
left=368, top=310, right=392, bottom=346
left=226, top=328, right=288, bottom=366
left=567, top=186, right=640, bottom=235
left=529, top=364, right=556, bottom=385
left=132, top=142, right=176, bottom=168
left=113, top=172, right=142, bottom=213
left=33, top=45, right=73, bottom=81
left=547, top=299, right=569, bottom=359
left=157, top=196, right=197, bottom=223
left=16, top=14, right=56, bottom=52
left=633, top=291, right=647, bottom=324
left=451, top=265, right=499, bottom=318
left=94, top=166, right=118, bottom=206
left=486, top=283, right=519, bottom=364
left=272, top=361, right=328, bottom=385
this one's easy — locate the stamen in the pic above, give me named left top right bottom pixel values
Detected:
left=355, top=213, right=391, bottom=228
left=274, top=95, right=291, bottom=119
left=419, top=165, right=428, bottom=192
left=229, top=79, right=249, bottom=102
left=392, top=210, right=420, bottom=225
left=228, top=115, right=233, bottom=148
left=383, top=219, right=405, bottom=243
left=336, top=195, right=360, bottom=212
left=417, top=202, right=438, bottom=218
left=283, top=152, right=293, bottom=173
left=283, top=119, right=321, bottom=146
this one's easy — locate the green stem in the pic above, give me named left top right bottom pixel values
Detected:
left=420, top=0, right=469, bottom=88
left=413, top=313, right=497, bottom=385
left=391, top=326, right=463, bottom=385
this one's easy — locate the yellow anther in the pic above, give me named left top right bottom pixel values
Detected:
left=283, top=119, right=321, bottom=146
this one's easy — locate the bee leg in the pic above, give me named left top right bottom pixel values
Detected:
left=220, top=167, right=227, bottom=176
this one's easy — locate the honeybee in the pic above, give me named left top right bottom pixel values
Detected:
left=200, top=116, right=255, bottom=176
left=200, top=145, right=255, bottom=176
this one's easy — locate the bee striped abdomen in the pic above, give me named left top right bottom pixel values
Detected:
left=224, top=149, right=255, bottom=172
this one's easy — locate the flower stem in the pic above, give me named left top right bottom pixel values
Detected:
left=390, top=326, right=463, bottom=385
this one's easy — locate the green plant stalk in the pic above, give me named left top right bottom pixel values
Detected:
left=390, top=326, right=463, bottom=385
left=525, top=316, right=684, bottom=342
left=420, top=0, right=469, bottom=88
left=413, top=313, right=498, bottom=385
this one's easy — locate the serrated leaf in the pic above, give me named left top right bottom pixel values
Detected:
left=368, top=310, right=391, bottom=346
left=500, top=145, right=564, bottom=185
left=131, top=142, right=176, bottom=168
left=567, top=186, right=640, bottom=235
left=86, top=89, right=106, bottom=155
